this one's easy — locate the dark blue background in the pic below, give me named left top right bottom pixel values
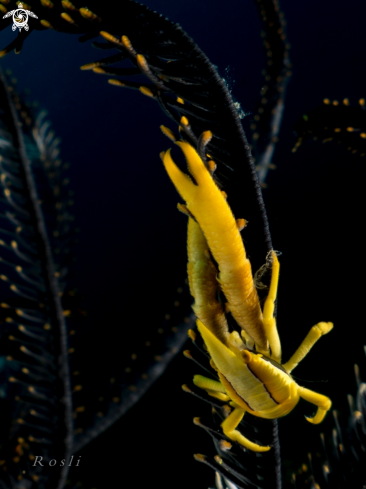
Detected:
left=1, top=0, right=365, bottom=487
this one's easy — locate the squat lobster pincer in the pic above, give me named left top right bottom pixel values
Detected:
left=161, top=129, right=333, bottom=452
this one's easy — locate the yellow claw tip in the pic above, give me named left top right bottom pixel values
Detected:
left=305, top=415, right=316, bottom=424
left=260, top=446, right=271, bottom=452
left=173, top=141, right=209, bottom=182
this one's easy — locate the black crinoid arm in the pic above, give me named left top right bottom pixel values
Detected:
left=0, top=66, right=73, bottom=489
left=0, top=0, right=273, bottom=269
left=0, top=1, right=292, bottom=488
left=0, top=65, right=197, bottom=488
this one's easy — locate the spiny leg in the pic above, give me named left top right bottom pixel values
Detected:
left=221, top=404, right=271, bottom=452
left=298, top=386, right=332, bottom=424
left=282, top=322, right=333, bottom=374
left=193, top=375, right=230, bottom=402
left=262, top=251, right=281, bottom=362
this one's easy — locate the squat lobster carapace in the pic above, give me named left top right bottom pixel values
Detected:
left=162, top=131, right=333, bottom=452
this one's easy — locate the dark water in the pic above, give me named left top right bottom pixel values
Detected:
left=0, top=0, right=365, bottom=487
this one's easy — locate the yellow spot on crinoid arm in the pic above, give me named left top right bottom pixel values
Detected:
left=61, top=12, right=77, bottom=25
left=163, top=142, right=268, bottom=353
left=139, top=86, right=154, bottom=98
left=79, top=7, right=101, bottom=22
left=100, top=31, right=122, bottom=46
left=160, top=125, right=177, bottom=142
left=40, top=0, right=54, bottom=8
left=40, top=19, right=53, bottom=29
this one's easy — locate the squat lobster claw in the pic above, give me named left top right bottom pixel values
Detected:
left=162, top=132, right=333, bottom=452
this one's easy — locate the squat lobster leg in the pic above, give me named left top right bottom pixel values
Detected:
left=193, top=375, right=230, bottom=402
left=283, top=322, right=333, bottom=374
left=298, top=386, right=332, bottom=424
left=221, top=404, right=271, bottom=452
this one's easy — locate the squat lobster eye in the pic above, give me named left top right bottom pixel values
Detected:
left=162, top=134, right=333, bottom=452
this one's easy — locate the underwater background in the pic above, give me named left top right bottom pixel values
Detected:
left=0, top=0, right=365, bottom=487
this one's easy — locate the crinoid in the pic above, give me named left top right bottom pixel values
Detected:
left=0, top=0, right=364, bottom=488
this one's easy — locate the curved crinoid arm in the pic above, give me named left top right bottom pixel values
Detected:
left=251, top=0, right=292, bottom=185
left=0, top=66, right=73, bottom=489
left=0, top=0, right=273, bottom=275
left=186, top=216, right=230, bottom=346
left=162, top=140, right=274, bottom=355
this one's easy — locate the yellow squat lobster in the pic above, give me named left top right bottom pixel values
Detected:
left=161, top=128, right=333, bottom=452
